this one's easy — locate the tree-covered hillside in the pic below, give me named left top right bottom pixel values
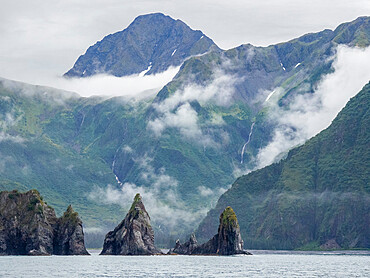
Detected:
left=197, top=82, right=370, bottom=250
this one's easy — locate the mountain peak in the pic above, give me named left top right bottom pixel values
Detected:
left=64, top=13, right=219, bottom=78
left=131, top=12, right=173, bottom=23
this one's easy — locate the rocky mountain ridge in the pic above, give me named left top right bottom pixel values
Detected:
left=64, top=13, right=218, bottom=77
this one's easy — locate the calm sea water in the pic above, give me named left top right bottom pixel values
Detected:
left=0, top=249, right=369, bottom=277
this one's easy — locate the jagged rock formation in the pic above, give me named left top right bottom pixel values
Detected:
left=0, top=190, right=89, bottom=255
left=64, top=13, right=218, bottom=77
left=169, top=207, right=251, bottom=255
left=53, top=205, right=89, bottom=255
left=192, top=207, right=251, bottom=255
left=100, top=194, right=162, bottom=255
left=167, top=233, right=198, bottom=255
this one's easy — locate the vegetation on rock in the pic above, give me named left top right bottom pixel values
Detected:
left=0, top=190, right=89, bottom=255
left=196, top=82, right=370, bottom=250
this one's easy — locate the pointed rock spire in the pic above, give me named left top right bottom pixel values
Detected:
left=54, top=205, right=89, bottom=255
left=100, top=194, right=162, bottom=255
left=191, top=206, right=251, bottom=255
left=216, top=206, right=245, bottom=255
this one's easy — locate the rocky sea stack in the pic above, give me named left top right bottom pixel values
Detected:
left=170, top=206, right=251, bottom=255
left=100, top=193, right=162, bottom=255
left=0, top=190, right=89, bottom=255
left=53, top=205, right=89, bottom=255
left=167, top=233, right=198, bottom=255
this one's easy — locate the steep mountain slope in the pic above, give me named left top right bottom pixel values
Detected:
left=64, top=13, right=218, bottom=77
left=1, top=16, right=369, bottom=248
left=0, top=79, right=125, bottom=229
left=196, top=82, right=370, bottom=249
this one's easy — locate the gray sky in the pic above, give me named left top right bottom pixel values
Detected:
left=0, top=0, right=369, bottom=84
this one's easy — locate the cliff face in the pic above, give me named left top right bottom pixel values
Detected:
left=54, top=205, right=89, bottom=255
left=169, top=207, right=251, bottom=255
left=193, top=206, right=251, bottom=255
left=216, top=207, right=245, bottom=255
left=101, top=194, right=162, bottom=255
left=0, top=190, right=89, bottom=255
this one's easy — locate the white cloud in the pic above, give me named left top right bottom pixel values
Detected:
left=0, top=153, right=14, bottom=173
left=83, top=227, right=104, bottom=234
left=0, top=103, right=26, bottom=144
left=46, top=66, right=180, bottom=98
left=89, top=152, right=208, bottom=229
left=148, top=69, right=237, bottom=146
left=1, top=64, right=179, bottom=100
left=148, top=102, right=215, bottom=146
left=122, top=145, right=133, bottom=153
left=1, top=78, right=78, bottom=105
left=155, top=69, right=236, bottom=113
left=198, top=185, right=213, bottom=197
left=0, top=132, right=26, bottom=144
left=255, top=45, right=370, bottom=169
left=198, top=184, right=231, bottom=200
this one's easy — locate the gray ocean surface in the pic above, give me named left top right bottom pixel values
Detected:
left=0, top=249, right=369, bottom=277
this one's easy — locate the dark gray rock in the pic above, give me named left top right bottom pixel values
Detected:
left=192, top=206, right=251, bottom=255
left=54, top=205, right=89, bottom=255
left=0, top=190, right=89, bottom=255
left=167, top=233, right=198, bottom=255
left=64, top=13, right=219, bottom=78
left=100, top=194, right=162, bottom=255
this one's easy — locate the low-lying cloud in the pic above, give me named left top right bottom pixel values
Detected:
left=0, top=99, right=26, bottom=144
left=255, top=45, right=370, bottom=169
left=148, top=69, right=238, bottom=146
left=9, top=66, right=180, bottom=99
left=89, top=151, right=209, bottom=231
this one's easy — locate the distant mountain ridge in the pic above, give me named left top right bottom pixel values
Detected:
left=64, top=13, right=219, bottom=77
left=159, top=16, right=370, bottom=108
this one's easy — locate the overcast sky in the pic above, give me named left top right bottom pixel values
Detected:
left=0, top=0, right=369, bottom=85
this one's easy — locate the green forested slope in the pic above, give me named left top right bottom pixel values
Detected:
left=197, top=82, right=370, bottom=249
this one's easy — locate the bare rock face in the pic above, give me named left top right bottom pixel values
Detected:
left=168, top=233, right=198, bottom=255
left=100, top=194, right=162, bottom=255
left=54, top=205, right=89, bottom=255
left=192, top=206, right=251, bottom=255
left=0, top=190, right=89, bottom=255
